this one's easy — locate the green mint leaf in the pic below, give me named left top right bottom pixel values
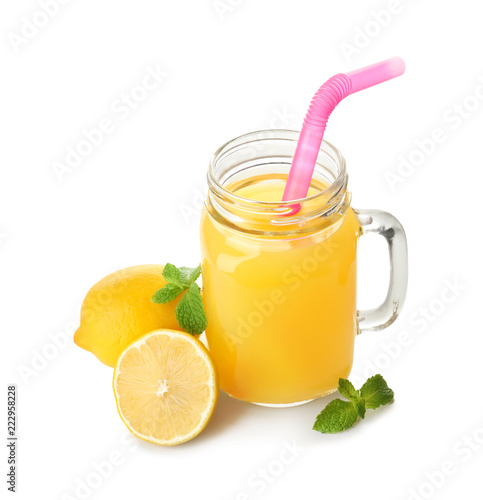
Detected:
left=313, top=375, right=394, bottom=434
left=360, top=374, right=394, bottom=409
left=162, top=263, right=183, bottom=287
left=354, top=398, right=366, bottom=419
left=153, top=263, right=207, bottom=334
left=151, top=283, right=184, bottom=304
left=313, top=399, right=358, bottom=434
left=338, top=378, right=359, bottom=401
left=175, top=283, right=207, bottom=335
left=179, top=265, right=201, bottom=286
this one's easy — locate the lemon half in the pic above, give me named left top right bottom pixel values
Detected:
left=113, top=329, right=218, bottom=446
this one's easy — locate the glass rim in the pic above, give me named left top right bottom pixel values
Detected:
left=207, top=129, right=348, bottom=210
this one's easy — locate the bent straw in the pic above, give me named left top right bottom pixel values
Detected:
left=282, top=57, right=405, bottom=203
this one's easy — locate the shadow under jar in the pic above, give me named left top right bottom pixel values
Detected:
left=200, top=129, right=408, bottom=407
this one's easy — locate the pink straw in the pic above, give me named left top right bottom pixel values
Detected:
left=282, top=57, right=405, bottom=203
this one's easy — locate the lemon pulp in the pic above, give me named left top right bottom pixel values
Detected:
left=113, top=329, right=218, bottom=445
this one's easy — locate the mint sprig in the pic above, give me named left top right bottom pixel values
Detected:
left=313, top=375, right=394, bottom=434
left=151, top=263, right=207, bottom=335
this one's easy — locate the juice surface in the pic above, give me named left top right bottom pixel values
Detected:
left=200, top=176, right=361, bottom=404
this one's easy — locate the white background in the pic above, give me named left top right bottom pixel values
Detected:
left=2, top=1, right=482, bottom=499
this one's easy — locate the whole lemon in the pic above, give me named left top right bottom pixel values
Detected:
left=74, top=265, right=184, bottom=367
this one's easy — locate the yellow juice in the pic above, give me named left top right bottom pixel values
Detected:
left=200, top=175, right=362, bottom=405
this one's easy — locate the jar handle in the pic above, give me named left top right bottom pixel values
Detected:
left=355, top=209, right=408, bottom=333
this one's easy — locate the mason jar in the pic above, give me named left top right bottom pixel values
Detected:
left=200, top=129, right=408, bottom=406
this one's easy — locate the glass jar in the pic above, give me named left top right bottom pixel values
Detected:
left=200, top=130, right=408, bottom=406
